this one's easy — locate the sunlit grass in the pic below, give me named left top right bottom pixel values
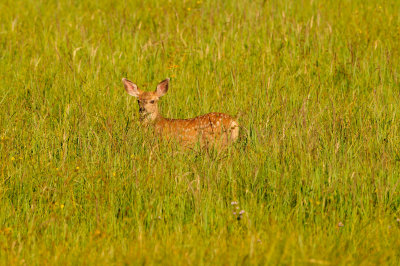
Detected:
left=1, top=0, right=400, bottom=264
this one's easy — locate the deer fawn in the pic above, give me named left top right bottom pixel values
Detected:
left=122, top=78, right=239, bottom=147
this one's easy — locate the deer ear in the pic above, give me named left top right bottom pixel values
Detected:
left=155, top=78, right=169, bottom=97
left=122, top=78, right=141, bottom=97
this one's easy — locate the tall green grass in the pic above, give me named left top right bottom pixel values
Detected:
left=1, top=0, right=400, bottom=264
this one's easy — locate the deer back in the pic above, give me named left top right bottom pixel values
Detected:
left=155, top=112, right=239, bottom=147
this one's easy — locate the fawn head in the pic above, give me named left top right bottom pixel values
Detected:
left=122, top=78, right=169, bottom=123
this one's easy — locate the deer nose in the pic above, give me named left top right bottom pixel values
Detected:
left=139, top=107, right=145, bottom=113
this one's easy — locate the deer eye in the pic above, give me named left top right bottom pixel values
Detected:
left=150, top=100, right=155, bottom=104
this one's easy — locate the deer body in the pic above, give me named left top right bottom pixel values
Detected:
left=122, top=78, right=239, bottom=147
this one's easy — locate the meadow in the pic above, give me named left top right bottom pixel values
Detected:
left=1, top=0, right=400, bottom=264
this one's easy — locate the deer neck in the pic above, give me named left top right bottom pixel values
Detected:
left=141, top=110, right=164, bottom=126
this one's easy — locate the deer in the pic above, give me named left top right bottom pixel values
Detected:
left=122, top=78, right=239, bottom=148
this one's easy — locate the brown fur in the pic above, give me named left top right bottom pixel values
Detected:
left=122, top=78, right=239, bottom=147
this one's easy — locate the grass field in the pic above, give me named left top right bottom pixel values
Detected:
left=1, top=0, right=400, bottom=264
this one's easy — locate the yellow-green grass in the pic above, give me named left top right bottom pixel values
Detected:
left=1, top=0, right=400, bottom=264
